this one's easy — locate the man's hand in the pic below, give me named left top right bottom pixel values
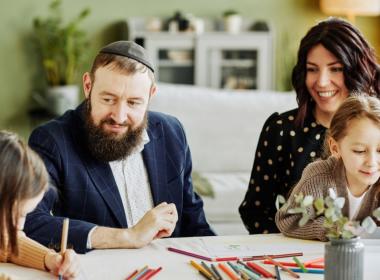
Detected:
left=91, top=202, right=178, bottom=249
left=44, top=249, right=81, bottom=279
left=129, top=202, right=178, bottom=248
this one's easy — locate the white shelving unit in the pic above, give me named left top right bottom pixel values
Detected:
left=196, top=32, right=273, bottom=90
left=128, top=18, right=274, bottom=90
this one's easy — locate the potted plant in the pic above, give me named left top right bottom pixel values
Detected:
left=33, top=0, right=90, bottom=115
left=222, top=10, right=242, bottom=34
left=277, top=190, right=380, bottom=280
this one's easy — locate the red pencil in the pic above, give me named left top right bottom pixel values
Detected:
left=167, top=247, right=212, bottom=261
left=140, top=267, right=162, bottom=280
left=247, top=261, right=275, bottom=278
left=214, top=257, right=239, bottom=262
left=263, top=260, right=324, bottom=269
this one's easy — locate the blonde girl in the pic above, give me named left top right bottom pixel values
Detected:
left=276, top=95, right=380, bottom=240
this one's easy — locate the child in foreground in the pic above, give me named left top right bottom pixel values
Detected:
left=0, top=131, right=80, bottom=278
left=276, top=95, right=380, bottom=241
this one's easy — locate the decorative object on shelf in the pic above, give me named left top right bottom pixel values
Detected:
left=320, top=0, right=380, bottom=24
left=33, top=0, right=90, bottom=116
left=223, top=9, right=242, bottom=34
left=146, top=17, right=163, bottom=32
left=189, top=17, right=205, bottom=34
left=166, top=11, right=190, bottom=33
left=251, top=20, right=270, bottom=31
left=277, top=189, right=380, bottom=280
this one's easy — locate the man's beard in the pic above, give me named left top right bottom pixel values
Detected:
left=83, top=99, right=148, bottom=162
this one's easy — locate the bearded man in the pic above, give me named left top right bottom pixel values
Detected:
left=25, top=41, right=215, bottom=253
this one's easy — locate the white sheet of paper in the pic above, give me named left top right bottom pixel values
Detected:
left=200, top=234, right=324, bottom=258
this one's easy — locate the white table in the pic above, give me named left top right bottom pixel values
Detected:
left=1, top=234, right=379, bottom=280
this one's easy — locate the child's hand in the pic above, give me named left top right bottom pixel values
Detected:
left=45, top=249, right=80, bottom=279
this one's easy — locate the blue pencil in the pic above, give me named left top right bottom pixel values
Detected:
left=289, top=268, right=324, bottom=274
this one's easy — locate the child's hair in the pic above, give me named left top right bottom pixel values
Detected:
left=326, top=94, right=380, bottom=148
left=0, top=131, right=48, bottom=255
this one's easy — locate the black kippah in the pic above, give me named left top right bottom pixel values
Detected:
left=100, top=41, right=154, bottom=73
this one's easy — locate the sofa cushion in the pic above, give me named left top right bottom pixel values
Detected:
left=151, top=83, right=298, bottom=173
left=199, top=172, right=249, bottom=222
left=192, top=171, right=215, bottom=198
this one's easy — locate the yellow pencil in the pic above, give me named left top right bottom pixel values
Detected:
left=190, top=260, right=214, bottom=279
left=59, top=218, right=69, bottom=280
left=60, top=218, right=69, bottom=253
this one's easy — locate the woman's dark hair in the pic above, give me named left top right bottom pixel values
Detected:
left=292, top=17, right=380, bottom=126
left=0, top=131, right=48, bottom=255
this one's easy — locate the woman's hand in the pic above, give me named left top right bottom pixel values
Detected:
left=45, top=249, right=80, bottom=279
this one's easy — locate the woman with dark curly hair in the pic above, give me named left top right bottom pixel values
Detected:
left=239, top=17, right=380, bottom=234
left=0, top=131, right=80, bottom=278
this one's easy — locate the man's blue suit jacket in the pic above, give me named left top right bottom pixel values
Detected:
left=25, top=104, right=215, bottom=253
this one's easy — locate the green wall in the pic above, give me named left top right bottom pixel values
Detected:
left=1, top=0, right=379, bottom=138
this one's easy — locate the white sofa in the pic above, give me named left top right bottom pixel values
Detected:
left=150, top=83, right=298, bottom=235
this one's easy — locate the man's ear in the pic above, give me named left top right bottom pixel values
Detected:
left=329, top=137, right=340, bottom=158
left=149, top=84, right=157, bottom=99
left=82, top=72, right=92, bottom=99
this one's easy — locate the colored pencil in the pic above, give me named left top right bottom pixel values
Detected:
left=247, top=261, right=275, bottom=278
left=303, top=257, right=324, bottom=266
left=235, top=264, right=261, bottom=280
left=218, top=263, right=239, bottom=280
left=136, top=269, right=151, bottom=280
left=264, top=255, right=300, bottom=279
left=214, top=257, right=239, bottom=261
left=199, top=269, right=214, bottom=280
left=58, top=218, right=69, bottom=280
left=125, top=269, right=138, bottom=280
left=263, top=260, right=324, bottom=269
left=168, top=247, right=212, bottom=261
left=130, top=266, right=149, bottom=280
left=237, top=260, right=260, bottom=276
left=167, top=246, right=303, bottom=263
left=190, top=260, right=214, bottom=279
left=293, top=257, right=308, bottom=272
left=242, top=252, right=303, bottom=261
left=275, top=265, right=282, bottom=280
left=289, top=268, right=324, bottom=274
left=239, top=270, right=250, bottom=280
left=226, top=262, right=240, bottom=276
left=139, top=267, right=162, bottom=280
left=202, top=261, right=218, bottom=280
left=211, top=264, right=223, bottom=280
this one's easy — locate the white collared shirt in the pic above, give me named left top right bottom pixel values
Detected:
left=87, top=130, right=154, bottom=248
left=109, top=130, right=154, bottom=227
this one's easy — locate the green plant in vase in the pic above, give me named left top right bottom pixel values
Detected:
left=33, top=0, right=90, bottom=115
left=222, top=9, right=241, bottom=34
left=277, top=189, right=380, bottom=238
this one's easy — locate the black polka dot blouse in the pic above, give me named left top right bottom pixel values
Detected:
left=239, top=108, right=327, bottom=234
